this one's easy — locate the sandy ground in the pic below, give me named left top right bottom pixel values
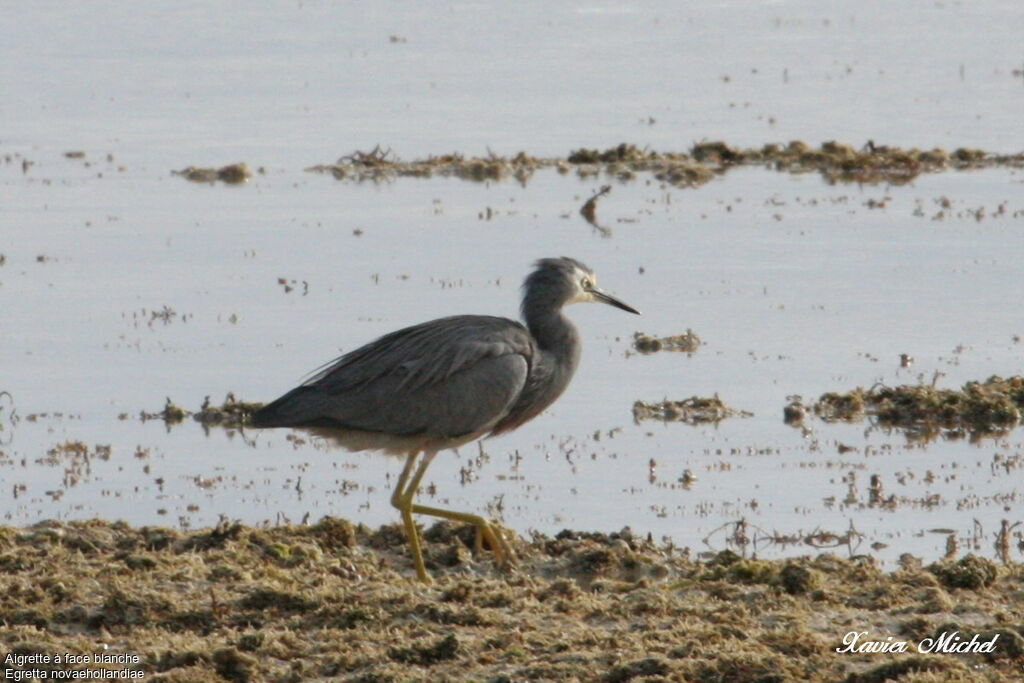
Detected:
left=1, top=518, right=1022, bottom=682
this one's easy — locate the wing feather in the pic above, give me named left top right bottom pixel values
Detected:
left=253, top=315, right=534, bottom=439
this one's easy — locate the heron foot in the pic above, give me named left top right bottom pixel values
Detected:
left=390, top=451, right=515, bottom=582
left=412, top=504, right=515, bottom=569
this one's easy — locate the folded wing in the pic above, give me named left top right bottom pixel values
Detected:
left=252, top=315, right=534, bottom=439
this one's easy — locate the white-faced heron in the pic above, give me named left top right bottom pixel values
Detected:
left=251, top=257, right=639, bottom=582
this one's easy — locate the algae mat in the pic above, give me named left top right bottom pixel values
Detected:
left=2, top=519, right=1023, bottom=682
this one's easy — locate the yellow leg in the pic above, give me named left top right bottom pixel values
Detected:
left=390, top=452, right=419, bottom=509
left=389, top=451, right=514, bottom=582
left=391, top=452, right=431, bottom=583
left=403, top=452, right=513, bottom=565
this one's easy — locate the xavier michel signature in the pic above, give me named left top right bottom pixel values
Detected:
left=836, top=630, right=1000, bottom=654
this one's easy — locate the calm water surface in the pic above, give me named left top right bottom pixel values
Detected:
left=2, top=1, right=1023, bottom=564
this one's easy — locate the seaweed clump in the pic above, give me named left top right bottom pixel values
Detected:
left=812, top=390, right=866, bottom=422
left=193, top=393, right=265, bottom=427
left=783, top=396, right=807, bottom=424
left=567, top=143, right=717, bottom=188
left=306, top=146, right=545, bottom=185
left=567, top=143, right=652, bottom=164
left=928, top=554, right=999, bottom=590
left=870, top=377, right=1023, bottom=428
left=633, top=395, right=750, bottom=424
left=810, top=376, right=1024, bottom=438
left=140, top=394, right=263, bottom=429
left=303, top=141, right=1024, bottom=190
left=632, top=329, right=701, bottom=355
left=139, top=397, right=189, bottom=425
left=172, top=162, right=253, bottom=184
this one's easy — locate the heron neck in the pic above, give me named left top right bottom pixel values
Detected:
left=525, top=307, right=580, bottom=364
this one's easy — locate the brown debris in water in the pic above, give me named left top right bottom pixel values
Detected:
left=140, top=394, right=263, bottom=429
left=193, top=393, right=265, bottom=427
left=306, top=141, right=1024, bottom=189
left=0, top=518, right=1022, bottom=681
left=139, top=397, right=189, bottom=425
left=172, top=162, right=253, bottom=184
left=632, top=329, right=702, bottom=355
left=632, top=395, right=751, bottom=424
left=306, top=146, right=545, bottom=185
left=784, top=396, right=808, bottom=424
left=567, top=143, right=653, bottom=164
left=811, top=375, right=1024, bottom=439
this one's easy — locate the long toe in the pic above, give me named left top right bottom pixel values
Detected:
left=478, top=521, right=515, bottom=568
left=407, top=503, right=516, bottom=572
left=495, top=525, right=516, bottom=566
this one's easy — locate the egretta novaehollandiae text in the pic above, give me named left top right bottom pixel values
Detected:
left=252, top=257, right=639, bottom=582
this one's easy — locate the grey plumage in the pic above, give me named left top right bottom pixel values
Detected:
left=253, top=257, right=637, bottom=448
left=251, top=256, right=639, bottom=581
left=253, top=316, right=533, bottom=448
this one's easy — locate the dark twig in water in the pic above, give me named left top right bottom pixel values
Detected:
left=338, top=144, right=394, bottom=167
left=995, top=519, right=1021, bottom=565
left=0, top=390, right=16, bottom=445
left=0, top=390, right=14, bottom=420
left=580, top=185, right=612, bottom=236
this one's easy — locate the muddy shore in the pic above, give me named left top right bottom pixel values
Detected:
left=2, top=518, right=1022, bottom=682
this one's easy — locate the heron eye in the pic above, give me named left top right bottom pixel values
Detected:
left=580, top=278, right=592, bottom=289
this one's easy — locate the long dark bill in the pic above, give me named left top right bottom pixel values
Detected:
left=592, top=288, right=640, bottom=315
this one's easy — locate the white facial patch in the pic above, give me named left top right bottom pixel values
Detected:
left=567, top=266, right=598, bottom=305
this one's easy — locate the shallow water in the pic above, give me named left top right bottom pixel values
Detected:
left=2, top=1, right=1023, bottom=565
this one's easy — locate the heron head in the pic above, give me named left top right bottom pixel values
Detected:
left=526, top=257, right=640, bottom=315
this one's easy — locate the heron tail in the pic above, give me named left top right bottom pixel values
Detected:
left=250, top=386, right=321, bottom=427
